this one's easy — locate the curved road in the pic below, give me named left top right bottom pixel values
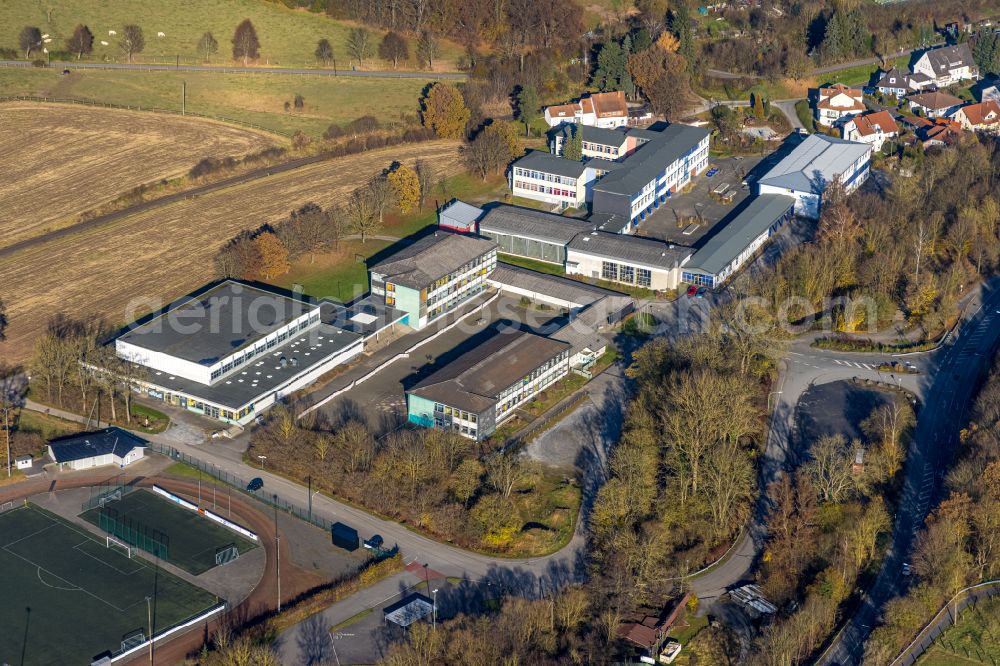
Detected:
left=0, top=59, right=464, bottom=79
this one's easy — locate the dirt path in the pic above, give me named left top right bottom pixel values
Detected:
left=0, top=139, right=463, bottom=362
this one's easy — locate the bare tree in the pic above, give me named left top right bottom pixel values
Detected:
left=345, top=186, right=379, bottom=243
left=119, top=24, right=144, bottom=63
left=485, top=451, right=526, bottom=498
left=414, top=159, right=435, bottom=209
left=345, top=27, right=373, bottom=68
left=804, top=434, right=856, bottom=503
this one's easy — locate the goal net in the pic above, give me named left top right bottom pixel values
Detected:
left=98, top=489, right=122, bottom=508
left=120, top=630, right=146, bottom=653
left=107, top=535, right=133, bottom=559
left=215, top=543, right=240, bottom=566
left=0, top=500, right=15, bottom=514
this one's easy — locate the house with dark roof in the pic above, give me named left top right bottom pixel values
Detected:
left=814, top=83, right=866, bottom=127
left=912, top=43, right=978, bottom=88
left=543, top=91, right=629, bottom=128
left=755, top=134, right=872, bottom=219
left=842, top=111, right=900, bottom=151
left=368, top=231, right=498, bottom=330
left=48, top=427, right=147, bottom=471
left=913, top=116, right=967, bottom=147
left=907, top=91, right=965, bottom=118
left=950, top=100, right=1000, bottom=133
left=406, top=331, right=571, bottom=440
left=875, top=67, right=931, bottom=98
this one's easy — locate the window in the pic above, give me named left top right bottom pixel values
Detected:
left=637, top=268, right=652, bottom=288
left=601, top=261, right=618, bottom=281
left=619, top=265, right=635, bottom=284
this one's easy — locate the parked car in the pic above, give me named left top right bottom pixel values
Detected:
left=246, top=477, right=264, bottom=492
left=696, top=287, right=707, bottom=298
left=363, top=534, right=384, bottom=550
left=686, top=285, right=698, bottom=297
left=706, top=167, right=720, bottom=178
left=902, top=562, right=912, bottom=577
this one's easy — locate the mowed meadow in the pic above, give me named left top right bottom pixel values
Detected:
left=0, top=68, right=433, bottom=137
left=0, top=103, right=277, bottom=248
left=0, top=0, right=464, bottom=69
left=0, top=139, right=464, bottom=362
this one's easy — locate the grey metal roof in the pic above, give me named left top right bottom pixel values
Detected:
left=439, top=199, right=483, bottom=227
left=556, top=124, right=629, bottom=147
left=369, top=231, right=497, bottom=290
left=550, top=298, right=629, bottom=356
left=117, top=281, right=318, bottom=366
left=512, top=151, right=588, bottom=178
left=568, top=231, right=690, bottom=269
left=586, top=158, right=625, bottom=172
left=489, top=262, right=628, bottom=308
left=138, top=323, right=363, bottom=410
left=594, top=124, right=710, bottom=196
left=920, top=43, right=974, bottom=77
left=756, top=134, right=871, bottom=194
left=588, top=212, right=631, bottom=233
left=408, top=330, right=569, bottom=413
left=479, top=205, right=594, bottom=244
left=49, top=427, right=147, bottom=463
left=686, top=195, right=796, bottom=276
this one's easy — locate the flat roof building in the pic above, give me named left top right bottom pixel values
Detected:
left=369, top=231, right=498, bottom=330
left=438, top=199, right=483, bottom=233
left=406, top=330, right=570, bottom=440
left=755, top=134, right=871, bottom=219
left=113, top=280, right=364, bottom=425
left=479, top=205, right=594, bottom=265
left=48, top=427, right=147, bottom=471
left=682, top=194, right=796, bottom=288
left=567, top=230, right=691, bottom=291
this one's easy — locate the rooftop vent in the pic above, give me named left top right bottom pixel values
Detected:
left=279, top=357, right=288, bottom=368
left=291, top=357, right=299, bottom=367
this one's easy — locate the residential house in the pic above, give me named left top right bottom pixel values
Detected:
left=543, top=91, right=629, bottom=129
left=842, top=111, right=901, bottom=151
left=907, top=91, right=965, bottom=118
left=911, top=43, right=978, bottom=87
left=950, top=100, right=1000, bottom=133
left=874, top=67, right=931, bottom=98
left=912, top=117, right=966, bottom=147
left=814, top=83, right=866, bottom=127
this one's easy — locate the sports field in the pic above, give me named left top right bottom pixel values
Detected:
left=0, top=504, right=219, bottom=666
left=81, top=488, right=259, bottom=575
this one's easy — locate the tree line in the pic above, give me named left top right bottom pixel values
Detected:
left=864, top=357, right=1000, bottom=663
left=212, top=160, right=436, bottom=282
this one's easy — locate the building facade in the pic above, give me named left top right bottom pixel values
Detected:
left=543, top=91, right=629, bottom=128
left=814, top=84, right=866, bottom=127
left=566, top=231, right=690, bottom=291
left=479, top=205, right=593, bottom=265
left=912, top=43, right=978, bottom=87
left=509, top=151, right=591, bottom=208
left=907, top=91, right=965, bottom=118
left=370, top=232, right=498, bottom=330
left=951, top=100, right=1000, bottom=133
left=842, top=111, right=900, bottom=152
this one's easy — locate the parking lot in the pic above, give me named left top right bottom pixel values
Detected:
left=313, top=294, right=565, bottom=431
left=635, top=155, right=763, bottom=247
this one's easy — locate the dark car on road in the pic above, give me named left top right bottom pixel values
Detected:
left=246, top=477, right=264, bottom=492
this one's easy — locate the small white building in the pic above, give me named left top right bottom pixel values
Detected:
left=912, top=43, right=978, bottom=88
left=755, top=134, right=872, bottom=220
left=48, top=427, right=147, bottom=471
left=814, top=84, right=866, bottom=127
left=874, top=67, right=931, bottom=98
left=543, top=91, right=629, bottom=129
left=842, top=111, right=900, bottom=152
left=15, top=455, right=33, bottom=471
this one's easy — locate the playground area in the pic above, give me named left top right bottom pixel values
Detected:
left=80, top=487, right=259, bottom=576
left=0, top=503, right=221, bottom=666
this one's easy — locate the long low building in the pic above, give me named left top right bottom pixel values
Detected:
left=406, top=331, right=571, bottom=441
left=48, top=427, right=147, bottom=471
left=113, top=280, right=365, bottom=425
left=755, top=133, right=871, bottom=219
left=682, top=194, right=796, bottom=288
left=479, top=205, right=593, bottom=265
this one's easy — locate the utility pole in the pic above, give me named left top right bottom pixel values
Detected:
left=181, top=81, right=186, bottom=116
left=274, top=496, right=281, bottom=612
left=145, top=596, right=153, bottom=665
left=307, top=475, right=312, bottom=521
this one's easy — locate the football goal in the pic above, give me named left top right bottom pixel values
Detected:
left=0, top=500, right=15, bottom=513
left=120, top=629, right=146, bottom=653
left=215, top=543, right=240, bottom=567
left=107, top=535, right=133, bottom=559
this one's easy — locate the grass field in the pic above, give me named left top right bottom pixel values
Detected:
left=918, top=597, right=1000, bottom=666
left=81, top=488, right=258, bottom=575
left=0, top=139, right=463, bottom=363
left=0, top=504, right=219, bottom=666
left=0, top=0, right=464, bottom=70
left=0, top=68, right=435, bottom=137
left=16, top=409, right=82, bottom=440
left=0, top=102, right=275, bottom=249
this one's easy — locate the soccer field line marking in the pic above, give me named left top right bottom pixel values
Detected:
left=0, top=521, right=59, bottom=549
left=72, top=540, right=145, bottom=577
left=1, top=544, right=129, bottom=612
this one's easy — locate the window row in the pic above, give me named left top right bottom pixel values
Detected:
left=602, top=261, right=652, bottom=287
left=513, top=168, right=577, bottom=186
left=514, top=181, right=575, bottom=198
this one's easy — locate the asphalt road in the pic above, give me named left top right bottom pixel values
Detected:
left=0, top=59, right=464, bottom=79
left=817, top=281, right=1000, bottom=665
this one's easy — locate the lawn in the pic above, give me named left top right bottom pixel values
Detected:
left=918, top=597, right=1000, bottom=666
left=0, top=504, right=219, bottom=666
left=0, top=67, right=434, bottom=137
left=0, top=0, right=464, bottom=70
left=817, top=55, right=910, bottom=87
left=504, top=469, right=581, bottom=557
left=16, top=409, right=82, bottom=440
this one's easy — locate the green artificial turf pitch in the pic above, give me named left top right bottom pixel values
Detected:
left=81, top=488, right=259, bottom=575
left=0, top=504, right=219, bottom=666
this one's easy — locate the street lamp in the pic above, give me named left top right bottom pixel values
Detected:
left=257, top=455, right=266, bottom=469
left=431, top=588, right=438, bottom=629
left=145, top=596, right=153, bottom=665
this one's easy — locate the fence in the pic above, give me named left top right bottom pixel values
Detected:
left=0, top=95, right=289, bottom=137
left=82, top=476, right=137, bottom=512
left=98, top=507, right=170, bottom=560
left=149, top=442, right=329, bottom=532
left=890, top=579, right=1000, bottom=666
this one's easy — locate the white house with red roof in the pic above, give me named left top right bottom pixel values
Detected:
left=543, top=91, right=629, bottom=129
left=950, top=100, right=1000, bottom=134
left=842, top=111, right=900, bottom=152
left=814, top=84, right=866, bottom=127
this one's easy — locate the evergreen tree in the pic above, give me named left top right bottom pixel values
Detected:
left=592, top=41, right=626, bottom=91
left=974, top=29, right=1000, bottom=77
left=562, top=124, right=583, bottom=161
left=516, top=85, right=540, bottom=137
left=670, top=5, right=696, bottom=69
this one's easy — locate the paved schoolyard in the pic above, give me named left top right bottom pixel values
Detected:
left=635, top=155, right=763, bottom=247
